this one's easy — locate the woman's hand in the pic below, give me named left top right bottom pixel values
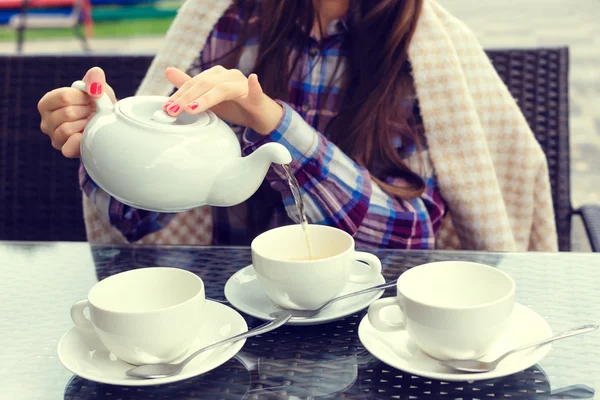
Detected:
left=37, top=67, right=116, bottom=158
left=164, top=66, right=283, bottom=136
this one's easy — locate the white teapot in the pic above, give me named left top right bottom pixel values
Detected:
left=72, top=80, right=292, bottom=212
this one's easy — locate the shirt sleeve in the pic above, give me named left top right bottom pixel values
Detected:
left=242, top=101, right=447, bottom=249
left=79, top=162, right=176, bottom=241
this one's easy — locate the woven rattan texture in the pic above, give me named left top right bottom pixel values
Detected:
left=0, top=48, right=571, bottom=249
left=578, top=205, right=600, bottom=251
left=0, top=55, right=153, bottom=241
left=2, top=243, right=598, bottom=399
left=79, top=245, right=596, bottom=399
left=487, top=48, right=571, bottom=250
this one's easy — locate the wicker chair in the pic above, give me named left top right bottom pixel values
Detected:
left=0, top=48, right=598, bottom=251
left=0, top=55, right=149, bottom=242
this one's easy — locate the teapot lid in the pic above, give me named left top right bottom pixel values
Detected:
left=117, top=96, right=211, bottom=128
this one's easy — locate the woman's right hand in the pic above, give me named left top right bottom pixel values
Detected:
left=38, top=67, right=116, bottom=158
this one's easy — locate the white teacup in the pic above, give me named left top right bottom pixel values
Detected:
left=251, top=224, right=382, bottom=310
left=368, top=261, right=515, bottom=361
left=70, top=267, right=206, bottom=365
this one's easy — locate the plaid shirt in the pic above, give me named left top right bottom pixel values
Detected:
left=80, top=3, right=446, bottom=248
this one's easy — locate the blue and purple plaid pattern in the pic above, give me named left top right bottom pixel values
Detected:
left=80, top=3, right=446, bottom=248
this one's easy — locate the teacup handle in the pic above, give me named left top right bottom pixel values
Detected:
left=349, top=252, right=382, bottom=283
left=368, top=297, right=405, bottom=333
left=70, top=299, right=94, bottom=331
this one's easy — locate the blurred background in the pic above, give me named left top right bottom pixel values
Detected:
left=0, top=0, right=179, bottom=53
left=0, top=0, right=597, bottom=250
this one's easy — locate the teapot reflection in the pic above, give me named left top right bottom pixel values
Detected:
left=245, top=352, right=359, bottom=399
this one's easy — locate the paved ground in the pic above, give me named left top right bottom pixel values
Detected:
left=0, top=36, right=163, bottom=55
left=1, top=0, right=597, bottom=250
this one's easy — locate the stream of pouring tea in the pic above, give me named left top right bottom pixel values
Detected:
left=283, top=165, right=314, bottom=260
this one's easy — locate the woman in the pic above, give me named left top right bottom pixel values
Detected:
left=37, top=0, right=558, bottom=251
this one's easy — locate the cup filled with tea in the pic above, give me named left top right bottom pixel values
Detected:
left=368, top=261, right=515, bottom=361
left=70, top=267, right=206, bottom=365
left=251, top=224, right=382, bottom=310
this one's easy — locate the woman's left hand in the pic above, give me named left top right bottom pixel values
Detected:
left=164, top=66, right=283, bottom=136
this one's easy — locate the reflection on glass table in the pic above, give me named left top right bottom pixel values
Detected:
left=1, top=243, right=598, bottom=400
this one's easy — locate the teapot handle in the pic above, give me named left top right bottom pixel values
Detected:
left=71, top=80, right=114, bottom=114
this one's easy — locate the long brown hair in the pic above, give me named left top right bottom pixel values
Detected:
left=213, top=0, right=425, bottom=199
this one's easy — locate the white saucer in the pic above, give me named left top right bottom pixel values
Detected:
left=224, top=264, right=386, bottom=325
left=358, top=302, right=553, bottom=382
left=57, top=300, right=248, bottom=386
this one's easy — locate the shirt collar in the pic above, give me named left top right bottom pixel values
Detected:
left=326, top=13, right=350, bottom=36
left=296, top=8, right=351, bottom=39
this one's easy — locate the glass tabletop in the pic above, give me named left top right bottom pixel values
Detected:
left=1, top=242, right=598, bottom=400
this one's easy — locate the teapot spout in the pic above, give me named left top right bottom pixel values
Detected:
left=261, top=142, right=293, bottom=166
left=208, top=143, right=292, bottom=207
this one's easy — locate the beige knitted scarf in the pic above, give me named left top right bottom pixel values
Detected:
left=82, top=0, right=558, bottom=252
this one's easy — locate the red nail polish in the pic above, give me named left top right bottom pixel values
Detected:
left=164, top=101, right=173, bottom=109
left=168, top=103, right=180, bottom=113
left=189, top=102, right=199, bottom=111
left=90, top=82, right=102, bottom=96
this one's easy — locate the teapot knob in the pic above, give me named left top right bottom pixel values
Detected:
left=71, top=80, right=114, bottom=114
left=151, top=109, right=177, bottom=124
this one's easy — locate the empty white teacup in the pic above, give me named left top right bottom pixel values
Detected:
left=368, top=261, right=515, bottom=361
left=251, top=224, right=382, bottom=310
left=70, top=267, right=206, bottom=365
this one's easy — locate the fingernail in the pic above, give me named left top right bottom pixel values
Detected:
left=90, top=82, right=102, bottom=96
left=163, top=101, right=173, bottom=109
left=188, top=102, right=199, bottom=111
left=168, top=103, right=180, bottom=114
